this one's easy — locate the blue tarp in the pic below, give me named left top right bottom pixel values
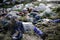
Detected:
left=12, top=21, right=24, bottom=40
left=34, top=26, right=43, bottom=36
left=52, top=19, right=60, bottom=23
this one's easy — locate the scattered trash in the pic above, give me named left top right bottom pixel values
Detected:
left=12, top=4, right=24, bottom=10
left=22, top=22, right=34, bottom=33
left=52, top=19, right=60, bottom=23
left=0, top=1, right=60, bottom=40
left=25, top=3, right=34, bottom=8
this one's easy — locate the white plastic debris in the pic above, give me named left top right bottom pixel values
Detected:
left=39, top=13, right=44, bottom=17
left=25, top=3, right=34, bottom=8
left=39, top=7, right=52, bottom=17
left=44, top=7, right=52, bottom=13
left=12, top=4, right=24, bottom=10
left=33, top=7, right=40, bottom=11
left=46, top=4, right=52, bottom=8
left=37, top=0, right=41, bottom=2
left=42, top=19, right=51, bottom=24
left=42, top=19, right=51, bottom=22
left=8, top=11, right=19, bottom=17
left=12, top=33, right=18, bottom=39
left=34, top=6, right=38, bottom=8
left=7, top=8, right=12, bottom=12
left=33, top=3, right=46, bottom=11
left=23, top=8, right=27, bottom=10
left=39, top=3, right=45, bottom=6
left=26, top=13, right=34, bottom=22
left=22, top=22, right=34, bottom=33
left=39, top=3, right=46, bottom=11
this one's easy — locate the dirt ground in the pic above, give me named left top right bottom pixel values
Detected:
left=23, top=34, right=43, bottom=40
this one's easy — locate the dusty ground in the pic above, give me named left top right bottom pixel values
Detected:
left=23, top=34, right=42, bottom=40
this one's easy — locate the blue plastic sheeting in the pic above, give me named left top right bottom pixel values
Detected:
left=30, top=12, right=37, bottom=18
left=35, top=15, right=41, bottom=20
left=34, top=26, right=43, bottom=36
left=32, top=21, right=37, bottom=24
left=30, top=12, right=41, bottom=23
left=12, top=21, right=24, bottom=40
left=14, top=21, right=24, bottom=33
left=52, top=19, right=60, bottom=23
left=32, top=15, right=41, bottom=24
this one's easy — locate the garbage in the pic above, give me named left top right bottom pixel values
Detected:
left=41, top=19, right=52, bottom=24
left=27, top=7, right=33, bottom=13
left=22, top=22, right=47, bottom=40
left=30, top=12, right=38, bottom=18
left=33, top=7, right=39, bottom=11
left=27, top=16, right=34, bottom=22
left=44, top=7, right=52, bottom=13
left=5, top=14, right=12, bottom=19
left=37, top=19, right=52, bottom=24
left=7, top=8, right=12, bottom=12
left=33, top=5, right=46, bottom=11
left=9, top=18, right=24, bottom=34
left=37, top=0, right=41, bottom=2
left=22, top=9, right=28, bottom=15
left=23, top=8, right=27, bottom=11
left=12, top=32, right=23, bottom=40
left=25, top=3, right=34, bottom=8
left=35, top=15, right=41, bottom=20
left=39, top=7, right=56, bottom=17
left=0, top=1, right=60, bottom=40
left=32, top=15, right=41, bottom=24
left=12, top=4, right=24, bottom=10
left=33, top=26, right=48, bottom=40
left=22, top=22, right=34, bottom=33
left=8, top=11, right=19, bottom=17
left=34, top=3, right=46, bottom=11
left=34, top=6, right=38, bottom=9
left=52, top=19, right=60, bottom=23
left=34, top=27, right=43, bottom=35
left=0, top=14, right=10, bottom=32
